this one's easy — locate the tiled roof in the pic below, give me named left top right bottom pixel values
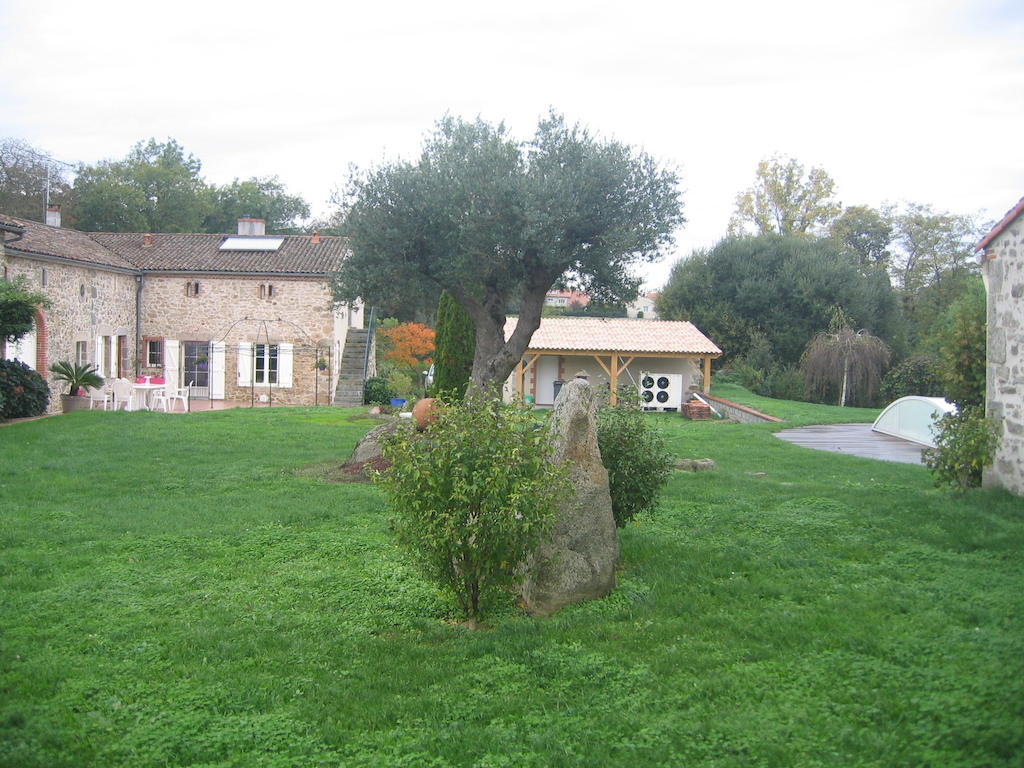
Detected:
left=89, top=232, right=346, bottom=274
left=1, top=216, right=138, bottom=270
left=0, top=213, right=347, bottom=275
left=975, top=195, right=1024, bottom=253
left=505, top=317, right=721, bottom=355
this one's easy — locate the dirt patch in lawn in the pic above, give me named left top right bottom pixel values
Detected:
left=296, top=456, right=392, bottom=483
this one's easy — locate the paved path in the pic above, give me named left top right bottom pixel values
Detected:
left=774, top=423, right=925, bottom=465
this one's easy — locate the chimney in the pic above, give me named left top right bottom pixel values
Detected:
left=311, top=231, right=321, bottom=245
left=237, top=217, right=266, bottom=236
left=45, top=205, right=61, bottom=227
left=143, top=233, right=153, bottom=247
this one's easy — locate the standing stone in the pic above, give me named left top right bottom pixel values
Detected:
left=521, top=375, right=618, bottom=615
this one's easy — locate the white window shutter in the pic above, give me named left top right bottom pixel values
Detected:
left=95, top=335, right=104, bottom=377
left=164, top=340, right=180, bottom=386
left=237, top=343, right=253, bottom=386
left=210, top=342, right=226, bottom=399
left=278, top=343, right=293, bottom=388
left=107, top=335, right=118, bottom=378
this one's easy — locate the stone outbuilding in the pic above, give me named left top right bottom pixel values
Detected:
left=975, top=196, right=1024, bottom=495
left=1, top=211, right=362, bottom=412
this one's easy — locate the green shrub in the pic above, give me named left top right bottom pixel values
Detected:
left=378, top=397, right=566, bottom=625
left=923, top=406, right=1000, bottom=493
left=765, top=364, right=805, bottom=401
left=0, top=360, right=51, bottom=419
left=596, top=401, right=674, bottom=527
left=363, top=376, right=395, bottom=405
left=880, top=354, right=943, bottom=403
left=935, top=280, right=986, bottom=407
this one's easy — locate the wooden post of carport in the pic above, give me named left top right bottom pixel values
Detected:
left=515, top=353, right=541, bottom=402
left=703, top=356, right=712, bottom=393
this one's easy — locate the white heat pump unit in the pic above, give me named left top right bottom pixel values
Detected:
left=639, top=373, right=684, bottom=411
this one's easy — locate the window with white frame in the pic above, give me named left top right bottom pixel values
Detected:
left=75, top=341, right=88, bottom=366
left=146, top=339, right=163, bottom=367
left=254, top=344, right=279, bottom=384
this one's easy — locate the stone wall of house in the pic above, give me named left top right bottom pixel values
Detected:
left=2, top=251, right=137, bottom=413
left=140, top=274, right=343, bottom=406
left=983, top=214, right=1024, bottom=495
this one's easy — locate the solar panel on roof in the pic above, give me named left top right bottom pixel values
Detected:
left=219, top=237, right=285, bottom=251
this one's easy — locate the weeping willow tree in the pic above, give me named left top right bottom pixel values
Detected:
left=801, top=307, right=891, bottom=407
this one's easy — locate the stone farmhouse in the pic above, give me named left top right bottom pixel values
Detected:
left=1, top=210, right=364, bottom=413
left=976, top=196, right=1024, bottom=496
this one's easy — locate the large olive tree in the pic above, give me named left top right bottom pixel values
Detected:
left=332, top=112, right=683, bottom=393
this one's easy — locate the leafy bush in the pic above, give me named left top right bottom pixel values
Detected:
left=923, top=406, right=1000, bottom=492
left=765, top=364, right=805, bottom=401
left=935, top=281, right=986, bottom=407
left=378, top=397, right=566, bottom=625
left=363, top=376, right=395, bottom=405
left=596, top=401, right=674, bottom=527
left=0, top=359, right=51, bottom=419
left=880, top=354, right=943, bottom=403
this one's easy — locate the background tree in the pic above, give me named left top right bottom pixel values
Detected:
left=828, top=204, right=894, bottom=273
left=657, top=235, right=903, bottom=366
left=379, top=322, right=435, bottom=372
left=728, top=155, right=841, bottom=236
left=432, top=290, right=476, bottom=399
left=891, top=203, right=982, bottom=296
left=0, top=138, right=75, bottom=223
left=333, top=112, right=683, bottom=392
left=71, top=138, right=211, bottom=232
left=801, top=307, right=891, bottom=407
left=203, top=176, right=310, bottom=234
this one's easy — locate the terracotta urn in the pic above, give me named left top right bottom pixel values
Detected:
left=412, top=397, right=441, bottom=431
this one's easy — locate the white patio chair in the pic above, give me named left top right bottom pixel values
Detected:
left=161, top=381, right=191, bottom=413
left=86, top=385, right=110, bottom=410
left=149, top=387, right=168, bottom=412
left=110, top=378, right=134, bottom=411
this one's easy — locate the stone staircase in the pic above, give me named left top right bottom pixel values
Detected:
left=333, top=328, right=371, bottom=407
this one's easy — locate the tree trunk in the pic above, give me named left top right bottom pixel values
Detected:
left=451, top=266, right=556, bottom=397
left=840, top=354, right=850, bottom=407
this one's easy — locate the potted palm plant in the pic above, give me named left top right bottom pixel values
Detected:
left=48, top=361, right=104, bottom=413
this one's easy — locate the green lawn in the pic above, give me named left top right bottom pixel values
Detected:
left=1, top=400, right=1022, bottom=767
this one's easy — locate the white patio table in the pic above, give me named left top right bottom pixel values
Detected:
left=128, top=382, right=164, bottom=411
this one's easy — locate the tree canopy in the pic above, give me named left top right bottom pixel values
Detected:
left=68, top=138, right=310, bottom=235
left=656, top=235, right=902, bottom=366
left=72, top=139, right=210, bottom=232
left=332, top=112, right=683, bottom=390
left=203, top=176, right=310, bottom=234
left=729, top=155, right=841, bottom=236
left=0, top=138, right=74, bottom=223
left=0, top=277, right=49, bottom=344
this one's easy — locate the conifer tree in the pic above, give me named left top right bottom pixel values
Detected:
left=432, top=290, right=476, bottom=399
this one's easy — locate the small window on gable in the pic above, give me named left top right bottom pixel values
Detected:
left=259, top=283, right=275, bottom=299
left=40, top=268, right=47, bottom=287
left=80, top=283, right=86, bottom=298
left=186, top=281, right=201, bottom=297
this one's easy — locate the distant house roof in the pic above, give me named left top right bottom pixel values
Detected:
left=505, top=317, right=721, bottom=356
left=976, top=196, right=1024, bottom=253
left=0, top=215, right=347, bottom=276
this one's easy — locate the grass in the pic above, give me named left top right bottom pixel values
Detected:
left=1, top=397, right=1022, bottom=767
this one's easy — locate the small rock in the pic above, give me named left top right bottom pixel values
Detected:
left=675, top=458, right=717, bottom=472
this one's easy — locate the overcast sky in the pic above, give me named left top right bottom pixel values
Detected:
left=2, top=0, right=1022, bottom=289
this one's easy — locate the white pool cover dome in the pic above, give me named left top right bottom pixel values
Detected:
left=872, top=396, right=956, bottom=448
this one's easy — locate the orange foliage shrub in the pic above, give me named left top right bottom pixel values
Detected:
left=380, top=322, right=435, bottom=370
